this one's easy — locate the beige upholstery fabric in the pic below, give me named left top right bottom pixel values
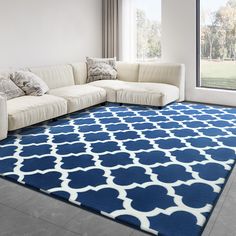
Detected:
left=30, top=65, right=75, bottom=89
left=89, top=80, right=129, bottom=102
left=138, top=63, right=185, bottom=101
left=89, top=80, right=179, bottom=106
left=48, top=85, right=107, bottom=113
left=7, top=95, right=67, bottom=131
left=71, top=63, right=88, bottom=85
left=71, top=62, right=140, bottom=85
left=0, top=93, right=8, bottom=140
left=116, top=83, right=179, bottom=107
left=117, top=62, right=139, bottom=82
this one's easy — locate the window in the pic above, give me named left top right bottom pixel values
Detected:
left=197, top=0, right=236, bottom=90
left=121, top=0, right=161, bottom=61
left=135, top=0, right=161, bottom=61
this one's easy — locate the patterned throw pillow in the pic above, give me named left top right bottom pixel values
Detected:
left=86, top=57, right=117, bottom=83
left=11, top=71, right=49, bottom=96
left=0, top=72, right=25, bottom=100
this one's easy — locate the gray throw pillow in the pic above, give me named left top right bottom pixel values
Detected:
left=11, top=71, right=49, bottom=96
left=0, top=72, right=25, bottom=100
left=86, top=57, right=117, bottom=83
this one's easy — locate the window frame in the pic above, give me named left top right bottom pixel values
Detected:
left=196, top=0, right=201, bottom=88
left=196, top=0, right=236, bottom=91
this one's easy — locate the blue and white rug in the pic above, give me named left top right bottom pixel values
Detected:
left=0, top=103, right=236, bottom=236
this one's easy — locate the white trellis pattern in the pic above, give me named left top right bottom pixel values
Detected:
left=0, top=103, right=236, bottom=236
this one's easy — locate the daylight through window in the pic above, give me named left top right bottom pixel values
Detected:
left=135, top=0, right=161, bottom=61
left=121, top=0, right=161, bottom=61
left=199, top=0, right=236, bottom=90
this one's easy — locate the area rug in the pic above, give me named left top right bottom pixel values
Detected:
left=0, top=103, right=236, bottom=236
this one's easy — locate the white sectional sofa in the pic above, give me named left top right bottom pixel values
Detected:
left=0, top=62, right=185, bottom=140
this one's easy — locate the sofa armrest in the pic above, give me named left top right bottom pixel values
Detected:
left=138, top=63, right=186, bottom=102
left=0, top=93, right=8, bottom=140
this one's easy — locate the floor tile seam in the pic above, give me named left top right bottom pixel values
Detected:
left=0, top=200, right=81, bottom=235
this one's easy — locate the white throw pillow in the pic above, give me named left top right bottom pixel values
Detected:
left=86, top=57, right=117, bottom=83
left=0, top=72, right=25, bottom=100
left=11, top=71, right=49, bottom=96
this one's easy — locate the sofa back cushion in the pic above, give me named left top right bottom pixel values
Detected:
left=117, top=62, right=139, bottom=82
left=71, top=62, right=140, bottom=84
left=30, top=65, right=75, bottom=89
left=71, top=62, right=88, bottom=85
left=138, top=63, right=185, bottom=101
left=139, top=63, right=184, bottom=86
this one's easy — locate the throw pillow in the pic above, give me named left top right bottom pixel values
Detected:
left=86, top=57, right=117, bottom=83
left=11, top=71, right=49, bottom=96
left=0, top=72, right=25, bottom=100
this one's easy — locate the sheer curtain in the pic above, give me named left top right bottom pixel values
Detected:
left=119, top=0, right=136, bottom=62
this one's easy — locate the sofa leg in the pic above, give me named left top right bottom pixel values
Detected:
left=52, top=118, right=58, bottom=122
left=119, top=103, right=123, bottom=106
left=101, top=102, right=106, bottom=106
left=158, top=106, right=163, bottom=110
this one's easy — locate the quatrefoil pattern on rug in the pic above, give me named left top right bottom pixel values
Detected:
left=0, top=103, right=236, bottom=236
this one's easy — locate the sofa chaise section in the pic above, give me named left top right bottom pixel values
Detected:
left=138, top=63, right=185, bottom=102
left=116, top=82, right=179, bottom=107
left=71, top=62, right=185, bottom=107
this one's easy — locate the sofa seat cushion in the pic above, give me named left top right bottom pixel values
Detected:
left=48, top=85, right=107, bottom=113
left=116, top=83, right=179, bottom=107
left=30, top=65, right=75, bottom=90
left=89, top=80, right=129, bottom=102
left=7, top=95, right=67, bottom=131
left=117, top=62, right=139, bottom=82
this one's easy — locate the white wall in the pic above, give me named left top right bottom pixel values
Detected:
left=0, top=0, right=102, bottom=69
left=162, top=0, right=236, bottom=106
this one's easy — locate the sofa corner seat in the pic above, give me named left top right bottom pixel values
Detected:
left=48, top=85, right=107, bottom=113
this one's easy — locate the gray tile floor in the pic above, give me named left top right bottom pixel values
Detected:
left=0, top=164, right=236, bottom=236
